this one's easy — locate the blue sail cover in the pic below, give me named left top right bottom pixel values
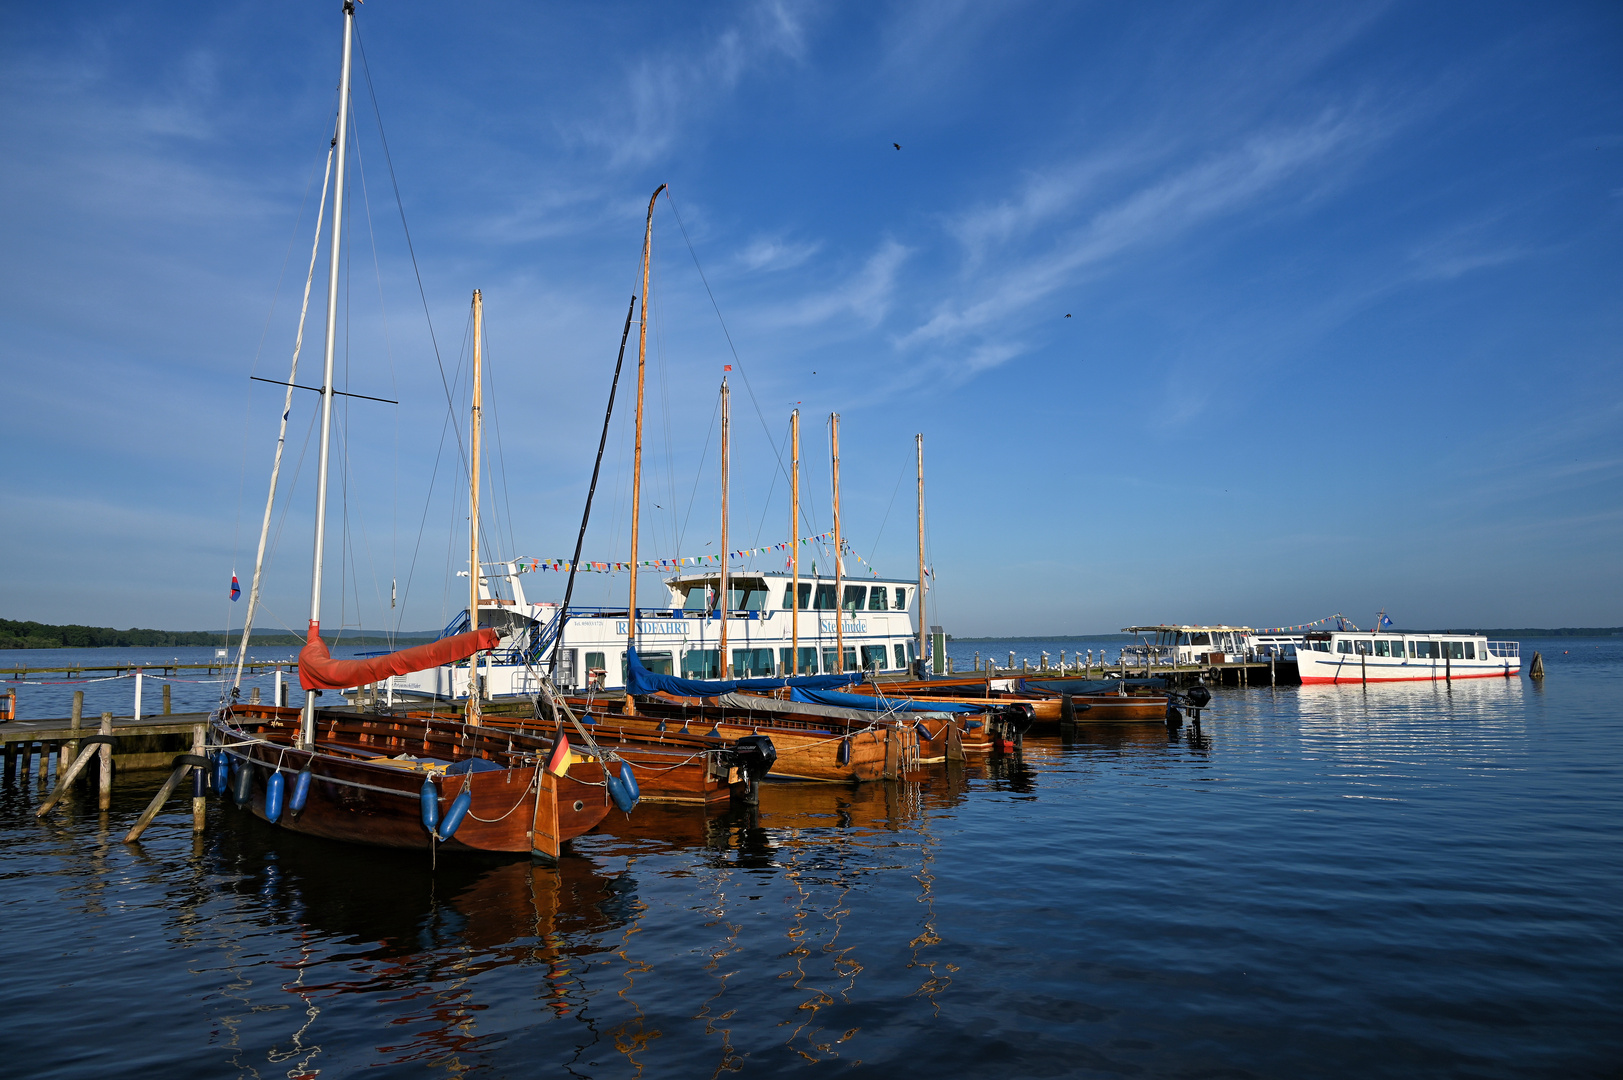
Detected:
left=789, top=687, right=990, bottom=713
left=625, top=648, right=861, bottom=698
left=1017, top=677, right=1167, bottom=694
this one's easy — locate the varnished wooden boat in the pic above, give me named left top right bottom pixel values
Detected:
left=219, top=704, right=611, bottom=859
left=569, top=695, right=918, bottom=783
left=449, top=706, right=774, bottom=805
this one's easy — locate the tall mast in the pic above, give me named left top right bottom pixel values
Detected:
left=301, top=0, right=355, bottom=750
left=719, top=375, right=731, bottom=678
left=916, top=432, right=927, bottom=677
left=468, top=289, right=484, bottom=726
left=626, top=183, right=664, bottom=708
left=831, top=412, right=843, bottom=673
left=790, top=408, right=800, bottom=675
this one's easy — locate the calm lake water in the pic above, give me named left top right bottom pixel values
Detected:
left=3, top=640, right=1619, bottom=1078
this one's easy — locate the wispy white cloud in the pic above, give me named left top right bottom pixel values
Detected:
left=767, top=238, right=909, bottom=327
left=736, top=234, right=823, bottom=272
left=580, top=0, right=815, bottom=168
left=902, top=110, right=1373, bottom=349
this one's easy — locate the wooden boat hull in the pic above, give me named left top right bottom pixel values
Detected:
left=219, top=705, right=612, bottom=858
left=572, top=701, right=914, bottom=783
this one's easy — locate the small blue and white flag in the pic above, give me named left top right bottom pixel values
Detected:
left=1380, top=614, right=1393, bottom=628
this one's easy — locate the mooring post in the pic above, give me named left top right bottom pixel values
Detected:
left=3, top=741, right=15, bottom=780
left=1361, top=653, right=1366, bottom=686
left=275, top=669, right=286, bottom=707
left=974, top=652, right=980, bottom=671
left=133, top=670, right=144, bottom=722
left=191, top=725, right=206, bottom=832
left=162, top=681, right=171, bottom=716
left=1445, top=653, right=1451, bottom=685
left=97, top=712, right=113, bottom=811
left=38, top=741, right=53, bottom=781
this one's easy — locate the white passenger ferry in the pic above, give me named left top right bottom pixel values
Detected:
left=378, top=561, right=922, bottom=702
left=1295, top=630, right=1520, bottom=684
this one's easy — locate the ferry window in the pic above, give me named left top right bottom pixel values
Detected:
left=682, top=586, right=711, bottom=612
left=585, top=651, right=606, bottom=673
left=893, top=587, right=908, bottom=610
left=1336, top=640, right=1353, bottom=654
left=822, top=647, right=840, bottom=673
left=894, top=643, right=907, bottom=669
left=782, top=582, right=812, bottom=610
left=1390, top=641, right=1405, bottom=658
left=1355, top=640, right=1373, bottom=655
left=1465, top=642, right=1476, bottom=660
left=1412, top=641, right=1432, bottom=658
left=1189, top=633, right=1211, bottom=646
left=681, top=649, right=719, bottom=679
left=813, top=584, right=837, bottom=610
left=1448, top=641, right=1465, bottom=660
left=732, top=649, right=774, bottom=678
left=732, top=585, right=769, bottom=611
left=842, top=586, right=866, bottom=611
left=781, top=647, right=819, bottom=675
left=843, top=646, right=857, bottom=672
left=1311, top=641, right=1330, bottom=652
left=1374, top=641, right=1390, bottom=657
left=906, top=641, right=916, bottom=663
left=640, top=651, right=674, bottom=676
left=861, top=645, right=888, bottom=671
left=868, top=586, right=889, bottom=611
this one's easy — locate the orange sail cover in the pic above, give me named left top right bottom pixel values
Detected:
left=298, top=620, right=501, bottom=691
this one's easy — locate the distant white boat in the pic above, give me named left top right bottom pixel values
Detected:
left=1295, top=630, right=1520, bottom=684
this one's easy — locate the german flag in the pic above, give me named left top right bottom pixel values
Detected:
left=544, top=731, right=571, bottom=776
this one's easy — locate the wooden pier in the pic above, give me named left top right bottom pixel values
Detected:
left=2, top=710, right=212, bottom=779
left=5, top=660, right=295, bottom=681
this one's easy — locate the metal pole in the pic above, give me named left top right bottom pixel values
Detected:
left=302, top=0, right=355, bottom=750
left=468, top=290, right=484, bottom=727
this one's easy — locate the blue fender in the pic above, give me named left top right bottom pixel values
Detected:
left=289, top=767, right=313, bottom=816
left=420, top=776, right=440, bottom=835
left=437, top=789, right=473, bottom=841
left=212, top=753, right=230, bottom=795
left=232, top=759, right=254, bottom=806
left=264, top=770, right=285, bottom=823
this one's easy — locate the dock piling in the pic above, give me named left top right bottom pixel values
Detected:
left=97, top=713, right=113, bottom=811
left=191, top=725, right=206, bottom=831
left=162, top=682, right=171, bottom=716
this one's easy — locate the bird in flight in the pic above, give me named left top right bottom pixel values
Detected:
left=893, top=143, right=901, bottom=150
left=1065, top=313, right=1072, bottom=318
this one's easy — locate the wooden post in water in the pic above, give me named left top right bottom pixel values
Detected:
left=191, top=725, right=206, bottom=832
left=1270, top=655, right=1277, bottom=686
left=1445, top=652, right=1451, bottom=685
left=250, top=686, right=260, bottom=704
left=162, top=681, right=172, bottom=715
left=65, top=690, right=83, bottom=776
left=3, top=741, right=14, bottom=780
left=1361, top=653, right=1366, bottom=686
left=97, top=712, right=113, bottom=811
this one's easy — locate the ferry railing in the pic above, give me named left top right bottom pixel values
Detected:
left=1486, top=641, right=1520, bottom=658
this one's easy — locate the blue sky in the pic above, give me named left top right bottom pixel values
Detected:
left=1, top=0, right=1619, bottom=637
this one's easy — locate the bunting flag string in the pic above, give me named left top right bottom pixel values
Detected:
left=503, top=532, right=838, bottom=576
left=1256, top=613, right=1351, bottom=634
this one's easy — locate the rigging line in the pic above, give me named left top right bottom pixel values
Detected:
left=480, top=322, right=520, bottom=565
left=750, top=418, right=792, bottom=556
left=550, top=294, right=637, bottom=678
left=353, top=22, right=465, bottom=471
left=234, top=140, right=335, bottom=690
left=679, top=395, right=721, bottom=545
left=233, top=140, right=331, bottom=595
left=868, top=458, right=908, bottom=569
left=662, top=189, right=793, bottom=488
left=346, top=105, right=395, bottom=632
left=397, top=307, right=471, bottom=634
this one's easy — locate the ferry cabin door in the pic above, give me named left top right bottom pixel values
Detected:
left=555, top=648, right=577, bottom=690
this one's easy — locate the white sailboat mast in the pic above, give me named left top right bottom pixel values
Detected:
left=302, top=0, right=355, bottom=747
left=719, top=375, right=731, bottom=677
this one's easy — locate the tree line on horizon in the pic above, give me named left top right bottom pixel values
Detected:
left=0, top=619, right=439, bottom=650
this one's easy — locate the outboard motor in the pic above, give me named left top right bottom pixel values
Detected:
left=729, top=734, right=778, bottom=803
left=1000, top=703, right=1035, bottom=736
left=1185, top=683, right=1213, bottom=709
